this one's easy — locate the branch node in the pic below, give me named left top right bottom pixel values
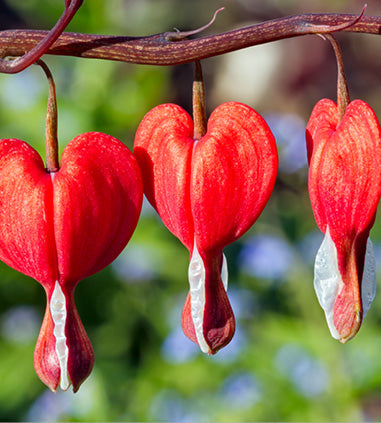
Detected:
left=0, top=0, right=83, bottom=74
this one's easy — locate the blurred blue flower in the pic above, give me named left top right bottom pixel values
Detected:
left=228, top=287, right=257, bottom=320
left=26, top=379, right=96, bottom=421
left=1, top=305, right=40, bottom=344
left=275, top=343, right=329, bottom=397
left=239, top=234, right=295, bottom=281
left=161, top=326, right=199, bottom=364
left=219, top=372, right=262, bottom=409
left=112, top=243, right=161, bottom=282
left=150, top=389, right=204, bottom=422
left=27, top=389, right=72, bottom=422
left=265, top=113, right=308, bottom=174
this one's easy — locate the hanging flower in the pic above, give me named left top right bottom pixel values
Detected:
left=134, top=97, right=278, bottom=354
left=306, top=33, right=381, bottom=342
left=0, top=133, right=142, bottom=391
left=307, top=98, right=381, bottom=342
left=0, top=60, right=143, bottom=392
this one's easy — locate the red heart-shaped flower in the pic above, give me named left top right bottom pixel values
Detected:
left=134, top=101, right=278, bottom=354
left=0, top=132, right=142, bottom=391
left=307, top=99, right=381, bottom=342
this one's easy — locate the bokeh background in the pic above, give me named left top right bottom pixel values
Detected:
left=0, top=0, right=381, bottom=421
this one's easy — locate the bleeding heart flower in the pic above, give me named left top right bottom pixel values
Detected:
left=0, top=132, right=142, bottom=391
left=306, top=98, right=381, bottom=343
left=134, top=101, right=278, bottom=354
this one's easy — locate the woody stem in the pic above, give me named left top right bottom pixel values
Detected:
left=0, top=14, right=379, bottom=68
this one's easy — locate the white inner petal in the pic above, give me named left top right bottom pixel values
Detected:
left=314, top=226, right=376, bottom=340
left=221, top=253, right=228, bottom=291
left=50, top=281, right=70, bottom=391
left=188, top=243, right=209, bottom=353
left=314, top=226, right=343, bottom=340
left=188, top=242, right=229, bottom=354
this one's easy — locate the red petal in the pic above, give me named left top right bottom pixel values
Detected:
left=0, top=139, right=58, bottom=287
left=307, top=99, right=381, bottom=236
left=181, top=293, right=197, bottom=345
left=0, top=134, right=142, bottom=287
left=65, top=290, right=94, bottom=392
left=134, top=104, right=195, bottom=250
left=192, top=102, right=278, bottom=252
left=34, top=298, right=60, bottom=392
left=53, top=132, right=143, bottom=286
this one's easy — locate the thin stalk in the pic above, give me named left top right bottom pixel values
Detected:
left=36, top=60, right=59, bottom=172
left=193, top=60, right=207, bottom=140
left=325, top=34, right=350, bottom=121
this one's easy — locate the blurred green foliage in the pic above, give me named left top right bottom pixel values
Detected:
left=0, top=0, right=380, bottom=421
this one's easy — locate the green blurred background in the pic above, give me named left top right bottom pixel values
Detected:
left=0, top=0, right=380, bottom=421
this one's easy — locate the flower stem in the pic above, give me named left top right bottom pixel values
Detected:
left=193, top=60, right=207, bottom=140
left=36, top=59, right=59, bottom=172
left=325, top=34, right=350, bottom=121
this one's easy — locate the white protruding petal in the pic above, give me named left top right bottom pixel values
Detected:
left=313, top=227, right=342, bottom=339
left=221, top=253, right=228, bottom=291
left=188, top=243, right=209, bottom=353
left=50, top=281, right=70, bottom=391
left=361, top=238, right=376, bottom=319
left=314, top=227, right=377, bottom=340
left=188, top=243, right=230, bottom=354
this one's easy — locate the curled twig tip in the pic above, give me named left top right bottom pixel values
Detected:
left=308, top=5, right=366, bottom=34
left=165, top=7, right=225, bottom=41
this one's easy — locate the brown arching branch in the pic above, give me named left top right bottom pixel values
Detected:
left=0, top=13, right=380, bottom=68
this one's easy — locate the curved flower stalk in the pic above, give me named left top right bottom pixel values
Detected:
left=307, top=99, right=381, bottom=342
left=0, top=133, right=142, bottom=391
left=134, top=101, right=278, bottom=354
